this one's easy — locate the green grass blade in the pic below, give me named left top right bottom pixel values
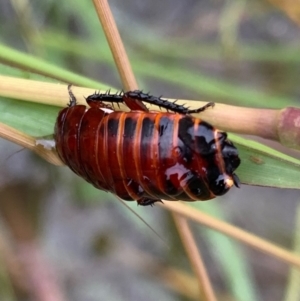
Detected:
left=0, top=43, right=111, bottom=89
left=283, top=203, right=300, bottom=301
left=35, top=32, right=297, bottom=108
left=231, top=135, right=300, bottom=189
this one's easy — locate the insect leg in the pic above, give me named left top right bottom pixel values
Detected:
left=67, top=84, right=77, bottom=107
left=137, top=198, right=163, bottom=206
left=184, top=102, right=215, bottom=114
left=124, top=90, right=214, bottom=115
left=233, top=173, right=241, bottom=188
left=86, top=91, right=124, bottom=110
left=87, top=90, right=214, bottom=114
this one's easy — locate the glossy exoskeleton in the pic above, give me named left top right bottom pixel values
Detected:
left=54, top=88, right=240, bottom=206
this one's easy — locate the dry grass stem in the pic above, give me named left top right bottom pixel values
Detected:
left=91, top=0, right=148, bottom=111
left=117, top=244, right=200, bottom=300
left=160, top=202, right=300, bottom=268
left=173, top=214, right=217, bottom=301
left=0, top=122, right=63, bottom=166
left=91, top=0, right=138, bottom=91
left=2, top=75, right=300, bottom=149
left=0, top=75, right=93, bottom=107
left=157, top=265, right=200, bottom=300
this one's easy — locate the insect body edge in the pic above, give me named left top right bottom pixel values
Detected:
left=54, top=90, right=240, bottom=205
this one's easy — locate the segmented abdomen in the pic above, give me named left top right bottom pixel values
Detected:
left=55, top=106, right=229, bottom=202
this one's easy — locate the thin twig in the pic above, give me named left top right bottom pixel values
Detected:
left=0, top=75, right=94, bottom=107
left=3, top=75, right=300, bottom=149
left=160, top=202, right=300, bottom=268
left=0, top=122, right=63, bottom=166
left=173, top=214, right=217, bottom=301
left=116, top=243, right=204, bottom=300
left=91, top=0, right=149, bottom=111
left=91, top=0, right=138, bottom=91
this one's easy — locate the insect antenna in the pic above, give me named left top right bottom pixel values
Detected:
left=115, top=196, right=169, bottom=249
left=185, top=102, right=215, bottom=114
left=4, top=148, right=26, bottom=162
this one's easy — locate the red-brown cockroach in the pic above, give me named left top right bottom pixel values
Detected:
left=54, top=88, right=240, bottom=206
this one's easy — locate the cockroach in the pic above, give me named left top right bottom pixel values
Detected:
left=54, top=88, right=240, bottom=206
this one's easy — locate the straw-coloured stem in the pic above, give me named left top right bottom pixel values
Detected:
left=173, top=214, right=217, bottom=301
left=0, top=122, right=63, bottom=166
left=1, top=75, right=300, bottom=150
left=91, top=0, right=138, bottom=91
left=160, top=202, right=300, bottom=268
left=91, top=0, right=148, bottom=111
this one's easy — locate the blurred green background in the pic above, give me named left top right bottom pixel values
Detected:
left=0, top=0, right=300, bottom=301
